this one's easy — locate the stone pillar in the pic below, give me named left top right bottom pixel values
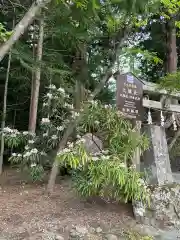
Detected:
left=142, top=125, right=173, bottom=185
left=133, top=125, right=174, bottom=227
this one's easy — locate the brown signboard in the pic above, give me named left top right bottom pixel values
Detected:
left=116, top=73, right=143, bottom=120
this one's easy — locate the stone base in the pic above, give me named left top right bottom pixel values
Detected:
left=133, top=184, right=180, bottom=228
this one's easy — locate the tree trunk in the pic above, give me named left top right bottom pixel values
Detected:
left=0, top=13, right=15, bottom=174
left=166, top=18, right=177, bottom=73
left=28, top=16, right=44, bottom=133
left=73, top=45, right=86, bottom=123
left=0, top=0, right=51, bottom=62
left=0, top=50, right=12, bottom=174
left=165, top=17, right=179, bottom=149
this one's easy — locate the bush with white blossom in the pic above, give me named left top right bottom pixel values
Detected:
left=2, top=84, right=150, bottom=203
left=4, top=84, right=73, bottom=180
left=55, top=102, right=150, bottom=203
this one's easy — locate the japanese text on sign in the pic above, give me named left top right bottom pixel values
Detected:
left=116, top=74, right=143, bottom=120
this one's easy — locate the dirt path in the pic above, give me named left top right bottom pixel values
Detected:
left=0, top=169, right=136, bottom=239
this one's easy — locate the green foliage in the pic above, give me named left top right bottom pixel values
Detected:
left=73, top=161, right=149, bottom=203
left=29, top=164, right=45, bottom=182
left=79, top=102, right=149, bottom=157
left=56, top=101, right=149, bottom=203
left=158, top=71, right=180, bottom=92
left=0, top=23, right=11, bottom=43
left=0, top=0, right=156, bottom=190
left=161, top=0, right=180, bottom=14
left=3, top=129, right=29, bottom=148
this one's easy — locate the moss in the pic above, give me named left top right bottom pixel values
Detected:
left=123, top=230, right=153, bottom=240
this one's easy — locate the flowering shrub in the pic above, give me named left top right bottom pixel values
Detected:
left=55, top=102, right=150, bottom=203
left=5, top=84, right=73, bottom=180
left=3, top=84, right=150, bottom=203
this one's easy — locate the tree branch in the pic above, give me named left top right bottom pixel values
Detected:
left=0, top=0, right=51, bottom=62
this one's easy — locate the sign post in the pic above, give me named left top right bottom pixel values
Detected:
left=116, top=73, right=143, bottom=170
left=116, top=73, right=143, bottom=120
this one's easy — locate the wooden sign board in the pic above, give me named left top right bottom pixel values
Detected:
left=116, top=73, right=143, bottom=121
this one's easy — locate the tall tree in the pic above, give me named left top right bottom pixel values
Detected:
left=47, top=0, right=160, bottom=192
left=28, top=15, right=44, bottom=133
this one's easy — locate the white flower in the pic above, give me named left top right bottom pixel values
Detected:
left=23, top=131, right=29, bottom=135
left=48, top=84, right=56, bottom=89
left=120, top=163, right=126, bottom=168
left=57, top=151, right=63, bottom=156
left=43, top=133, right=48, bottom=137
left=24, top=152, right=31, bottom=157
left=92, top=156, right=99, bottom=161
left=69, top=143, right=74, bottom=148
left=31, top=163, right=36, bottom=168
left=94, top=152, right=101, bottom=156
left=47, top=93, right=53, bottom=99
left=101, top=155, right=107, bottom=160
left=94, top=120, right=100, bottom=125
left=77, top=135, right=81, bottom=139
left=57, top=126, right=64, bottom=131
left=89, top=100, right=97, bottom=105
left=102, top=155, right=110, bottom=160
left=102, top=150, right=109, bottom=154
left=64, top=103, right=73, bottom=109
left=43, top=102, right=48, bottom=107
left=71, top=111, right=80, bottom=118
left=57, top=148, right=70, bottom=155
left=25, top=145, right=29, bottom=150
left=51, top=135, right=58, bottom=140
left=3, top=127, right=13, bottom=133
left=80, top=138, right=85, bottom=143
left=57, top=87, right=65, bottom=94
left=31, top=148, right=38, bottom=154
left=104, top=104, right=112, bottom=109
left=40, top=151, right=46, bottom=156
left=67, top=142, right=74, bottom=148
left=28, top=140, right=34, bottom=144
left=29, top=25, right=34, bottom=31
left=12, top=153, right=17, bottom=157
left=41, top=118, right=50, bottom=124
left=75, top=112, right=79, bottom=117
left=18, top=154, right=22, bottom=157
left=14, top=129, right=20, bottom=135
left=63, top=148, right=70, bottom=153
left=76, top=138, right=85, bottom=144
left=75, top=22, right=79, bottom=27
